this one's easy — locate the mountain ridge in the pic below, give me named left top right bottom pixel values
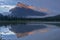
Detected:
left=9, top=2, right=47, bottom=18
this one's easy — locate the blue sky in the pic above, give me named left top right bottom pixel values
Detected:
left=0, top=0, right=60, bottom=10
left=0, top=0, right=60, bottom=16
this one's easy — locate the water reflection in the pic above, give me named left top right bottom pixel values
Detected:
left=0, top=23, right=60, bottom=40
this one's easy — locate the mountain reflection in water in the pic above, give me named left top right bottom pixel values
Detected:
left=0, top=23, right=60, bottom=40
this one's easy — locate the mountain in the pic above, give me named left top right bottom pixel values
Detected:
left=39, top=15, right=60, bottom=21
left=9, top=2, right=47, bottom=18
left=0, top=13, right=3, bottom=17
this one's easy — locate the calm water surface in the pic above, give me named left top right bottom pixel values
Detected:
left=0, top=22, right=60, bottom=40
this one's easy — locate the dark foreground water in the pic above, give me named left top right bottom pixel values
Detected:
left=0, top=22, right=60, bottom=40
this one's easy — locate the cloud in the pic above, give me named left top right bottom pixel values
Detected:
left=16, top=3, right=49, bottom=13
left=0, top=5, right=15, bottom=9
left=0, top=5, right=15, bottom=13
left=27, top=6, right=35, bottom=9
left=39, top=8, right=48, bottom=12
left=0, top=5, right=15, bottom=15
left=16, top=2, right=36, bottom=9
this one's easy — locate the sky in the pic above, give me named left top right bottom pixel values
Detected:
left=0, top=0, right=60, bottom=16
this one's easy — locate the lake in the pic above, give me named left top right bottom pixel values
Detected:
left=0, top=22, right=60, bottom=40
